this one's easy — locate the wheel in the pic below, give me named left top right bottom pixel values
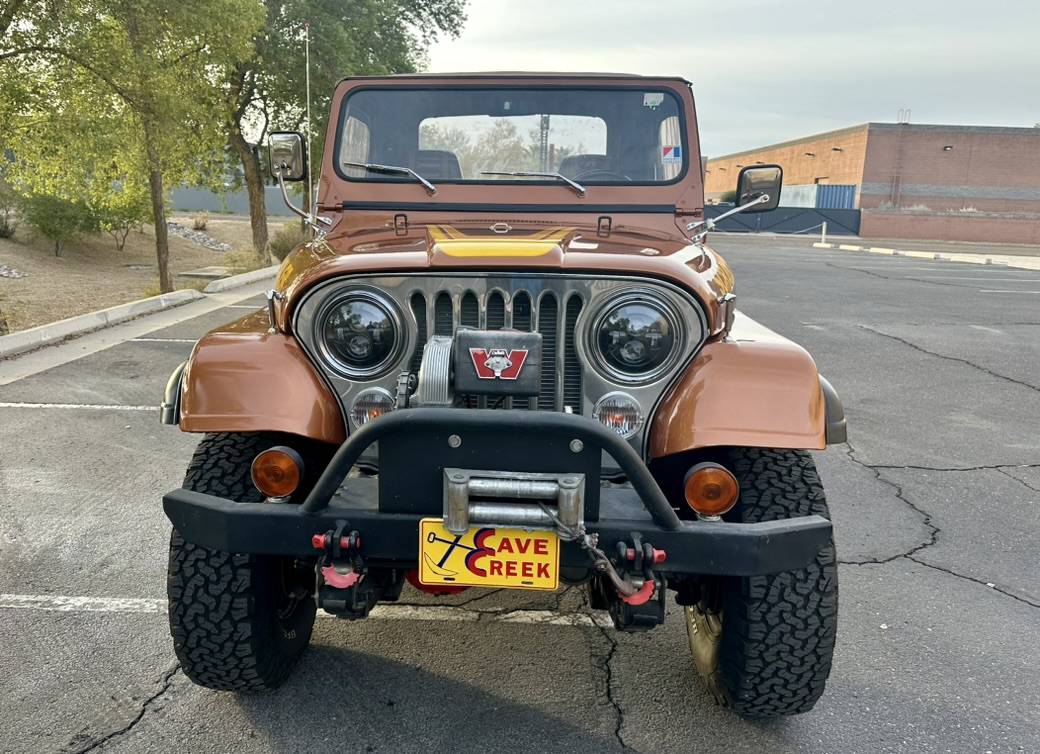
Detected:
left=167, top=432, right=317, bottom=691
left=686, top=448, right=838, bottom=717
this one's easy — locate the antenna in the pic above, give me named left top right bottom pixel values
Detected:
left=304, top=21, right=313, bottom=218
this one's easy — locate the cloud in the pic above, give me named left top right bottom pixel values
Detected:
left=429, top=0, right=1039, bottom=155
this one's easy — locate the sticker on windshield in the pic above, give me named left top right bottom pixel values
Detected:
left=661, top=145, right=682, bottom=164
left=642, top=92, right=664, bottom=109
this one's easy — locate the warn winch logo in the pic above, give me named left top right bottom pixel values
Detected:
left=469, top=347, right=528, bottom=380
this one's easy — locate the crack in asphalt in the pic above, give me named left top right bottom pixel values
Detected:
left=838, top=443, right=939, bottom=566
left=593, top=624, right=634, bottom=753
left=67, top=663, right=180, bottom=754
left=838, top=444, right=1039, bottom=610
left=824, top=262, right=984, bottom=291
left=859, top=324, right=1040, bottom=393
left=903, top=555, right=1040, bottom=609
left=995, top=467, right=1040, bottom=495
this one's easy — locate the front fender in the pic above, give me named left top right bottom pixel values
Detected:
left=648, top=312, right=844, bottom=458
left=175, top=311, right=345, bottom=444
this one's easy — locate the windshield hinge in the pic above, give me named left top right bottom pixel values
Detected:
left=394, top=213, right=408, bottom=236
left=597, top=215, right=612, bottom=237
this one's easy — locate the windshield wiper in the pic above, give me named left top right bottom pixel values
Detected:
left=481, top=170, right=586, bottom=197
left=343, top=161, right=437, bottom=195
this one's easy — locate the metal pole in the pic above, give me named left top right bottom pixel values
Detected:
left=304, top=21, right=313, bottom=220
left=821, top=221, right=827, bottom=245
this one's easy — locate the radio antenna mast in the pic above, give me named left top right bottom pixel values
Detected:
left=304, top=21, right=313, bottom=219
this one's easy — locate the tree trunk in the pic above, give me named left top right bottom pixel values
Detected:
left=142, top=119, right=172, bottom=293
left=230, top=127, right=269, bottom=260
left=55, top=239, right=63, bottom=257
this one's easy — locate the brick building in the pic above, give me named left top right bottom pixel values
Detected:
left=704, top=123, right=1040, bottom=244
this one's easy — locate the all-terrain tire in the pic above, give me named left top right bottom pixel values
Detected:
left=167, top=433, right=316, bottom=691
left=686, top=448, right=838, bottom=717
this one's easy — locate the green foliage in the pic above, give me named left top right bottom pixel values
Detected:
left=232, top=0, right=467, bottom=176
left=93, top=189, right=152, bottom=250
left=268, top=222, right=309, bottom=261
left=0, top=175, right=17, bottom=239
left=1, top=0, right=266, bottom=287
left=17, top=192, right=97, bottom=256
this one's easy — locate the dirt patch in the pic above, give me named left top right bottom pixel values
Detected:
left=0, top=215, right=285, bottom=333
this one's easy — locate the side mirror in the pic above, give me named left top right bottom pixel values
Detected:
left=268, top=131, right=307, bottom=182
left=735, top=164, right=782, bottom=212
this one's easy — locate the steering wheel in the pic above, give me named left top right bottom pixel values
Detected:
left=572, top=169, right=632, bottom=182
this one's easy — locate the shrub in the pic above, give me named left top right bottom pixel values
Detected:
left=17, top=193, right=97, bottom=256
left=94, top=193, right=151, bottom=251
left=192, top=211, right=209, bottom=231
left=268, top=223, right=310, bottom=261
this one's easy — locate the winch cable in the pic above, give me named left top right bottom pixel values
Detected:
left=536, top=501, right=642, bottom=598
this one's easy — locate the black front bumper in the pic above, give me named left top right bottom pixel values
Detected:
left=163, top=408, right=831, bottom=577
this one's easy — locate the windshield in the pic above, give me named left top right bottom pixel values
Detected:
left=335, top=87, right=687, bottom=186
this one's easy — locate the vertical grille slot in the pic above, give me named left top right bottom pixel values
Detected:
left=409, top=292, right=427, bottom=373
left=537, top=293, right=558, bottom=410
left=486, top=291, right=505, bottom=330
left=434, top=292, right=453, bottom=336
left=460, top=291, right=479, bottom=328
left=513, top=291, right=532, bottom=332
left=563, top=295, right=583, bottom=414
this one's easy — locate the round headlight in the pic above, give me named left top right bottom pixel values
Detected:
left=350, top=387, right=395, bottom=426
left=593, top=392, right=644, bottom=439
left=318, top=290, right=401, bottom=378
left=592, top=295, right=679, bottom=383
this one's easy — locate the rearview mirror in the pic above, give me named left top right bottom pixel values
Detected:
left=268, top=131, right=307, bottom=182
left=735, top=164, right=782, bottom=212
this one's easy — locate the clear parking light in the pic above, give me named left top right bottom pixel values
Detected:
left=592, top=392, right=644, bottom=439
left=350, top=387, right=395, bottom=427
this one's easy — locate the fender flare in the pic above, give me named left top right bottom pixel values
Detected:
left=161, top=311, right=345, bottom=444
left=647, top=313, right=846, bottom=458
left=159, top=360, right=187, bottom=425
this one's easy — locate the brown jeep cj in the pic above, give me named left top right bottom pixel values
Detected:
left=160, top=73, right=845, bottom=718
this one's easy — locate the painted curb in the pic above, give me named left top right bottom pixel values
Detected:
left=202, top=264, right=280, bottom=293
left=0, top=289, right=205, bottom=359
left=811, top=239, right=1039, bottom=270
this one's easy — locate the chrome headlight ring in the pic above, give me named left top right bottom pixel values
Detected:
left=312, top=286, right=406, bottom=380
left=585, top=289, right=687, bottom=386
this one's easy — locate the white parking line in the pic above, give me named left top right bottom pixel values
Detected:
left=0, top=593, right=614, bottom=627
left=0, top=402, right=154, bottom=411
left=131, top=337, right=198, bottom=343
left=979, top=290, right=1040, bottom=294
left=224, top=304, right=263, bottom=309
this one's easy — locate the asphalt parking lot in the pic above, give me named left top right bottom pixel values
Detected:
left=1, top=236, right=1038, bottom=754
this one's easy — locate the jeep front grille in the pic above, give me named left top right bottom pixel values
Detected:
left=413, top=288, right=583, bottom=412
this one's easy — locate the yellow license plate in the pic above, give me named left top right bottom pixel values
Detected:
left=418, top=518, right=560, bottom=591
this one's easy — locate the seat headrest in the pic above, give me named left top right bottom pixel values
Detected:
left=413, top=149, right=462, bottom=180
left=558, top=154, right=612, bottom=178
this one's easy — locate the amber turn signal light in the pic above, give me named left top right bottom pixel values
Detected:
left=251, top=446, right=304, bottom=499
left=683, top=462, right=739, bottom=518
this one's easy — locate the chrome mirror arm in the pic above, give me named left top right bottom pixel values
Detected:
left=275, top=168, right=332, bottom=235
left=687, top=193, right=770, bottom=244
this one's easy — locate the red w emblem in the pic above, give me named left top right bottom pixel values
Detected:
left=469, top=347, right=528, bottom=380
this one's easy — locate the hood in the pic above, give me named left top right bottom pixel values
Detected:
left=275, top=221, right=733, bottom=334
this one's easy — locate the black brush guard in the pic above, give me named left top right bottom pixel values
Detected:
left=163, top=408, right=831, bottom=576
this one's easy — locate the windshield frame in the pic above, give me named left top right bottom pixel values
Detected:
left=331, top=84, right=691, bottom=189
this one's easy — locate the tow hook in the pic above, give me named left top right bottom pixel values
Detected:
left=616, top=534, right=667, bottom=606
left=312, top=522, right=365, bottom=590
left=586, top=532, right=668, bottom=631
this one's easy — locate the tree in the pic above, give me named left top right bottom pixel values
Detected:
left=1, top=1, right=264, bottom=291
left=226, top=0, right=467, bottom=257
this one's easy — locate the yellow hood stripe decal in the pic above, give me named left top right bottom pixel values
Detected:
left=429, top=226, right=571, bottom=258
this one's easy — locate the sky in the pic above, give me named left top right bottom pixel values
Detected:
left=427, top=0, right=1040, bottom=158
